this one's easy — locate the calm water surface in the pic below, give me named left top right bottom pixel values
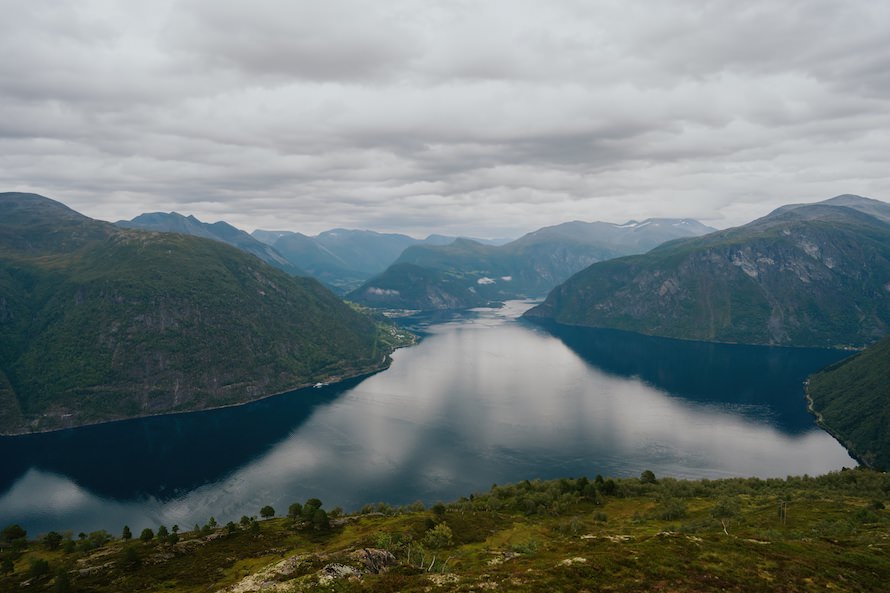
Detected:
left=0, top=301, right=855, bottom=534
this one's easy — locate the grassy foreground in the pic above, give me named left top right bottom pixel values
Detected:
left=2, top=470, right=889, bottom=592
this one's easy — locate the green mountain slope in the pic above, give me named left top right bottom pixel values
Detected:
left=0, top=192, right=406, bottom=434
left=808, top=335, right=890, bottom=470
left=117, top=212, right=305, bottom=277
left=526, top=195, right=890, bottom=347
left=350, top=219, right=714, bottom=309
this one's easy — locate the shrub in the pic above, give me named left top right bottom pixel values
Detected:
left=640, top=470, right=657, bottom=484
left=423, top=523, right=453, bottom=549
left=43, top=531, right=63, bottom=551
left=28, top=558, right=50, bottom=579
left=1, top=524, right=26, bottom=544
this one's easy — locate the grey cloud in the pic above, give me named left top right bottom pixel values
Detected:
left=1, top=0, right=889, bottom=238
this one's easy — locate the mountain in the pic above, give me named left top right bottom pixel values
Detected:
left=808, top=335, right=890, bottom=470
left=0, top=192, right=409, bottom=434
left=252, top=229, right=510, bottom=293
left=117, top=212, right=304, bottom=276
left=349, top=218, right=715, bottom=309
left=526, top=195, right=890, bottom=347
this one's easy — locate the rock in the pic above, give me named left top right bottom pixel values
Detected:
left=352, top=548, right=397, bottom=573
left=318, top=563, right=362, bottom=585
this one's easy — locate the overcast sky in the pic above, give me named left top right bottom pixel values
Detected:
left=2, top=1, right=889, bottom=238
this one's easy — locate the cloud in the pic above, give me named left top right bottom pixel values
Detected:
left=1, top=0, right=889, bottom=237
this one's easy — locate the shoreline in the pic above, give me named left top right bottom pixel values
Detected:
left=804, top=383, right=868, bottom=469
left=0, top=353, right=409, bottom=439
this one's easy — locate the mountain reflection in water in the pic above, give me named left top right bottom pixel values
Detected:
left=0, top=301, right=854, bottom=534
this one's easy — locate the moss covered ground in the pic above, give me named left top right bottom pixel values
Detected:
left=2, top=469, right=890, bottom=592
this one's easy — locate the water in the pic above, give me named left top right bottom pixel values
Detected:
left=0, top=301, right=855, bottom=535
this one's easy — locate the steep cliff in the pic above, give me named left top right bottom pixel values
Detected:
left=526, top=196, right=890, bottom=347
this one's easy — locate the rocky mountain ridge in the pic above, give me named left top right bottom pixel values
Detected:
left=349, top=218, right=715, bottom=309
left=526, top=195, right=890, bottom=347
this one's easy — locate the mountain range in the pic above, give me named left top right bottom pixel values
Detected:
left=0, top=192, right=408, bottom=434
left=348, top=218, right=715, bottom=309
left=252, top=229, right=507, bottom=292
left=526, top=195, right=890, bottom=348
left=117, top=212, right=305, bottom=276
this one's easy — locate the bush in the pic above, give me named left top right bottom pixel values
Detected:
left=43, top=531, right=63, bottom=551
left=711, top=497, right=740, bottom=519
left=423, top=523, right=453, bottom=549
left=28, top=558, right=50, bottom=579
left=1, top=524, right=26, bottom=543
left=656, top=498, right=687, bottom=521
left=121, top=546, right=141, bottom=569
left=312, top=509, right=330, bottom=530
left=140, top=528, right=154, bottom=542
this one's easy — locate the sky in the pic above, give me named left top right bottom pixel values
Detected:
left=2, top=0, right=889, bottom=239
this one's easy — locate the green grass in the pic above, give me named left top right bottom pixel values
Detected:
left=3, top=470, right=889, bottom=592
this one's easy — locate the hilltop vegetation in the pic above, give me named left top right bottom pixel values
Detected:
left=527, top=195, right=890, bottom=347
left=1, top=470, right=888, bottom=592
left=808, top=335, right=890, bottom=470
left=0, top=193, right=411, bottom=434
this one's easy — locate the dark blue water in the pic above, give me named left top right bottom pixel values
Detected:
left=0, top=301, right=854, bottom=535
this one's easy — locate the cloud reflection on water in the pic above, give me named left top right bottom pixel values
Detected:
left=0, top=302, right=854, bottom=534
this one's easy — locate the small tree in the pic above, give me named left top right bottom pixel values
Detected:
left=302, top=499, right=323, bottom=521
left=0, top=523, right=28, bottom=544
left=640, top=470, right=657, bottom=484
left=423, top=523, right=453, bottom=549
left=226, top=521, right=238, bottom=535
left=156, top=525, right=169, bottom=541
left=287, top=502, right=303, bottom=521
left=139, top=528, right=154, bottom=543
left=1, top=557, right=14, bottom=575
left=122, top=525, right=132, bottom=540
left=240, top=515, right=251, bottom=528
left=311, top=508, right=330, bottom=530
left=260, top=505, right=275, bottom=519
left=43, top=531, right=63, bottom=551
